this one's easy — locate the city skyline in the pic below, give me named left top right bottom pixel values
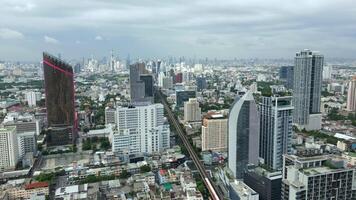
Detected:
left=1, top=0, right=356, bottom=61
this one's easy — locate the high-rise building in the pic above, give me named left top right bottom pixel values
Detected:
left=176, top=90, right=196, bottom=108
left=140, top=74, right=154, bottom=98
left=196, top=76, right=207, bottom=91
left=293, top=50, right=323, bottom=130
left=0, top=126, right=19, bottom=171
left=17, top=131, right=37, bottom=158
left=228, top=91, right=260, bottom=179
left=346, top=75, right=356, bottom=111
left=202, top=112, right=227, bottom=152
left=43, top=52, right=77, bottom=145
left=281, top=154, right=356, bottom=200
left=183, top=98, right=201, bottom=122
left=25, top=91, right=37, bottom=107
left=279, top=66, right=294, bottom=89
left=4, top=113, right=40, bottom=136
left=129, top=63, right=153, bottom=104
left=104, top=108, right=117, bottom=125
left=111, top=104, right=170, bottom=155
left=259, top=96, right=294, bottom=170
left=322, top=65, right=333, bottom=80
left=244, top=168, right=282, bottom=200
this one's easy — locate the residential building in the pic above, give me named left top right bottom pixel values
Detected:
left=111, top=104, right=170, bottom=155
left=25, top=91, right=37, bottom=107
left=202, top=112, right=227, bottom=152
left=184, top=98, right=201, bottom=122
left=104, top=108, right=117, bottom=125
left=323, top=65, right=333, bottom=80
left=259, top=96, right=294, bottom=170
left=347, top=75, right=356, bottom=111
left=293, top=49, right=323, bottom=130
left=228, top=91, right=260, bottom=179
left=281, top=154, right=356, bottom=200
left=17, top=131, right=37, bottom=158
left=0, top=126, right=19, bottom=171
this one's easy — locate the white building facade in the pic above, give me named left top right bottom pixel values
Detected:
left=111, top=104, right=170, bottom=155
left=0, top=126, right=19, bottom=171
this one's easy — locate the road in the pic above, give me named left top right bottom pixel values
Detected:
left=157, top=90, right=224, bottom=200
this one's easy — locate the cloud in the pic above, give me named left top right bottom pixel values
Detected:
left=95, top=35, right=103, bottom=40
left=0, top=0, right=356, bottom=60
left=44, top=35, right=59, bottom=44
left=0, top=28, right=24, bottom=39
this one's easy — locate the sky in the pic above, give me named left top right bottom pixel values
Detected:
left=1, top=0, right=356, bottom=61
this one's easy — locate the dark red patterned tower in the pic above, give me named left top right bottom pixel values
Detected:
left=43, top=52, right=77, bottom=146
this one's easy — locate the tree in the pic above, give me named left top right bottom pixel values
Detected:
left=119, top=170, right=131, bottom=179
left=100, top=137, right=111, bottom=150
left=140, top=165, right=151, bottom=173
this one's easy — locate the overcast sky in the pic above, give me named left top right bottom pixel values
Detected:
left=1, top=0, right=356, bottom=61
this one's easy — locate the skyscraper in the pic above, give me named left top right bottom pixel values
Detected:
left=228, top=91, right=260, bottom=179
left=43, top=52, right=76, bottom=145
left=259, top=96, right=293, bottom=170
left=293, top=49, right=323, bottom=130
left=346, top=75, right=356, bottom=111
left=140, top=74, right=154, bottom=98
left=129, top=63, right=153, bottom=104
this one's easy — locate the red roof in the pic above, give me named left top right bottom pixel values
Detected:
left=25, top=182, right=49, bottom=190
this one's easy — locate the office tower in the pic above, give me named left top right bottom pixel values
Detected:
left=281, top=154, right=356, bottom=200
left=111, top=104, right=170, bottom=155
left=183, top=98, right=201, bottom=122
left=43, top=52, right=76, bottom=145
left=322, top=65, right=333, bottom=80
left=196, top=76, right=207, bottom=91
left=228, top=91, right=260, bottom=179
left=140, top=74, right=154, bottom=98
left=293, top=49, right=323, bottom=130
left=244, top=168, right=282, bottom=200
left=156, top=60, right=161, bottom=74
left=175, top=90, right=196, bottom=108
left=259, top=96, right=294, bottom=170
left=347, top=75, right=356, bottom=111
left=25, top=91, right=37, bottom=107
left=0, top=126, right=19, bottom=171
left=129, top=63, right=153, bottom=104
left=202, top=112, right=228, bottom=152
left=279, top=66, right=294, bottom=89
left=229, top=180, right=259, bottom=200
left=17, top=131, right=37, bottom=158
left=74, top=63, right=81, bottom=74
